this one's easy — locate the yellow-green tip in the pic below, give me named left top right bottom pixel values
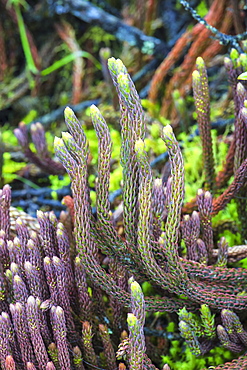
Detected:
left=197, top=188, right=203, bottom=196
left=16, top=218, right=23, bottom=226
left=61, top=132, right=73, bottom=143
left=192, top=70, right=200, bottom=81
left=154, top=178, right=162, bottom=187
left=127, top=313, right=138, bottom=327
left=135, top=139, right=145, bottom=153
left=196, top=56, right=205, bottom=67
left=99, top=47, right=111, bottom=60
left=230, top=48, right=239, bottom=61
left=237, top=82, right=245, bottom=95
left=162, top=124, right=173, bottom=136
left=31, top=122, right=42, bottom=132
left=54, top=136, right=64, bottom=149
left=224, top=56, right=231, bottom=67
left=108, top=57, right=126, bottom=75
left=238, top=71, right=247, bottom=80
left=36, top=210, right=44, bottom=218
left=55, top=306, right=64, bottom=317
left=242, top=107, right=247, bottom=117
left=200, top=304, right=211, bottom=315
left=108, top=56, right=118, bottom=65
left=117, top=73, right=130, bottom=93
left=130, top=280, right=142, bottom=295
left=64, top=106, right=74, bottom=119
left=90, top=104, right=100, bottom=116
left=128, top=276, right=134, bottom=285
left=239, top=53, right=247, bottom=66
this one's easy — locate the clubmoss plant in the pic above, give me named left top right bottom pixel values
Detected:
left=1, top=56, right=247, bottom=370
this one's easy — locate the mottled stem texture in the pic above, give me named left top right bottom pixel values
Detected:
left=1, top=56, right=247, bottom=370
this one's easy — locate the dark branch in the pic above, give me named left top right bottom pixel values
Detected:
left=180, top=0, right=247, bottom=53
left=47, top=0, right=169, bottom=59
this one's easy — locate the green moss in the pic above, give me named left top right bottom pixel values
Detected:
left=109, top=167, right=122, bottom=192
left=144, top=137, right=166, bottom=156
left=90, top=190, right=97, bottom=207
left=196, top=1, right=208, bottom=17
left=212, top=200, right=241, bottom=246
left=49, top=174, right=70, bottom=191
left=167, top=321, right=176, bottom=332
left=211, top=129, right=229, bottom=173
left=45, top=131, right=57, bottom=153
left=2, top=126, right=18, bottom=146
left=179, top=126, right=230, bottom=200
left=141, top=281, right=153, bottom=295
left=2, top=152, right=26, bottom=185
left=141, top=99, right=170, bottom=126
left=161, top=341, right=235, bottom=370
left=80, top=26, right=116, bottom=51
left=149, top=122, right=161, bottom=139
left=178, top=130, right=204, bottom=202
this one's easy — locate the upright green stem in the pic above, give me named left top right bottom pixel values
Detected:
left=14, top=2, right=38, bottom=74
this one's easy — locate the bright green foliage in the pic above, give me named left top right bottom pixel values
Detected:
left=1, top=126, right=26, bottom=185
left=196, top=0, right=208, bottom=17
left=1, top=125, right=19, bottom=147
left=178, top=305, right=216, bottom=356
left=200, top=305, right=216, bottom=339
left=141, top=281, right=153, bottom=296
left=178, top=129, right=204, bottom=201
left=161, top=342, right=234, bottom=370
left=141, top=99, right=170, bottom=125
left=2, top=152, right=27, bottom=185
left=178, top=307, right=202, bottom=337
left=2, top=124, right=64, bottom=188
left=212, top=204, right=241, bottom=247
left=229, top=48, right=247, bottom=72
left=41, top=50, right=101, bottom=76
left=230, top=49, right=240, bottom=65
left=49, top=175, right=70, bottom=191
left=178, top=126, right=230, bottom=200
left=238, top=71, right=247, bottom=80
left=80, top=26, right=116, bottom=51
left=179, top=320, right=201, bottom=356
